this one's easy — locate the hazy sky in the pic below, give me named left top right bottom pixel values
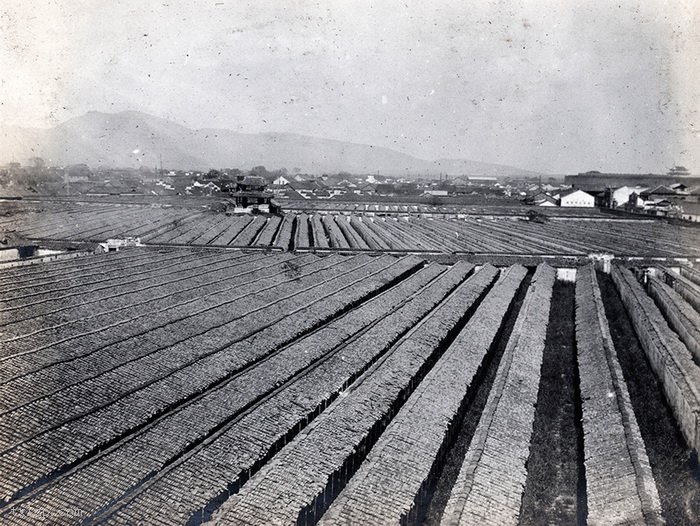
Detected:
left=1, top=0, right=698, bottom=173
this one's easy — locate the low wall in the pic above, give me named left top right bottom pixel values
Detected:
left=648, top=276, right=700, bottom=363
left=661, top=268, right=700, bottom=313
left=441, top=264, right=555, bottom=526
left=576, top=266, right=663, bottom=525
left=612, top=266, right=700, bottom=452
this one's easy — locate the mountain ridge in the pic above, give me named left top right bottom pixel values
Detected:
left=0, top=111, right=544, bottom=178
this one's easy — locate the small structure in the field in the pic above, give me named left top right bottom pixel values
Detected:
left=526, top=209, right=549, bottom=223
left=589, top=253, right=615, bottom=273
left=556, top=268, right=577, bottom=282
left=0, top=246, right=41, bottom=261
left=423, top=189, right=449, bottom=197
left=96, top=237, right=142, bottom=253
left=229, top=176, right=274, bottom=213
left=559, top=188, right=595, bottom=207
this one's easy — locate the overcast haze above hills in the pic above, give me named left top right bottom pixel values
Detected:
left=2, top=1, right=698, bottom=175
left=0, top=111, right=543, bottom=177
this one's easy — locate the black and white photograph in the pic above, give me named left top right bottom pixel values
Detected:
left=1, top=1, right=699, bottom=524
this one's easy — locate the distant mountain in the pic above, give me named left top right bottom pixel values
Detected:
left=0, top=111, right=543, bottom=178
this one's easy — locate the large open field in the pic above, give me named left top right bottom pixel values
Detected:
left=0, top=245, right=698, bottom=525
left=2, top=199, right=699, bottom=259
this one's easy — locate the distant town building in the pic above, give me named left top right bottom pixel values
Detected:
left=670, top=182, right=689, bottom=192
left=286, top=179, right=326, bottom=199
left=535, top=194, right=559, bottom=207
left=559, top=189, right=595, bottom=207
left=356, top=183, right=376, bottom=195
left=234, top=176, right=267, bottom=192
left=272, top=175, right=291, bottom=185
left=523, top=191, right=558, bottom=206
left=375, top=183, right=420, bottom=196
left=667, top=165, right=691, bottom=177
left=643, top=185, right=679, bottom=198
left=627, top=191, right=679, bottom=217
left=679, top=201, right=700, bottom=222
left=229, top=176, right=273, bottom=213
left=467, top=176, right=499, bottom=185
left=611, top=186, right=649, bottom=208
left=565, top=170, right=700, bottom=192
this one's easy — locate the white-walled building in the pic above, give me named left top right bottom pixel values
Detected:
left=560, top=189, right=595, bottom=207
left=272, top=175, right=290, bottom=186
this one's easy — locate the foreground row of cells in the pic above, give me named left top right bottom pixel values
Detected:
left=0, top=249, right=698, bottom=525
